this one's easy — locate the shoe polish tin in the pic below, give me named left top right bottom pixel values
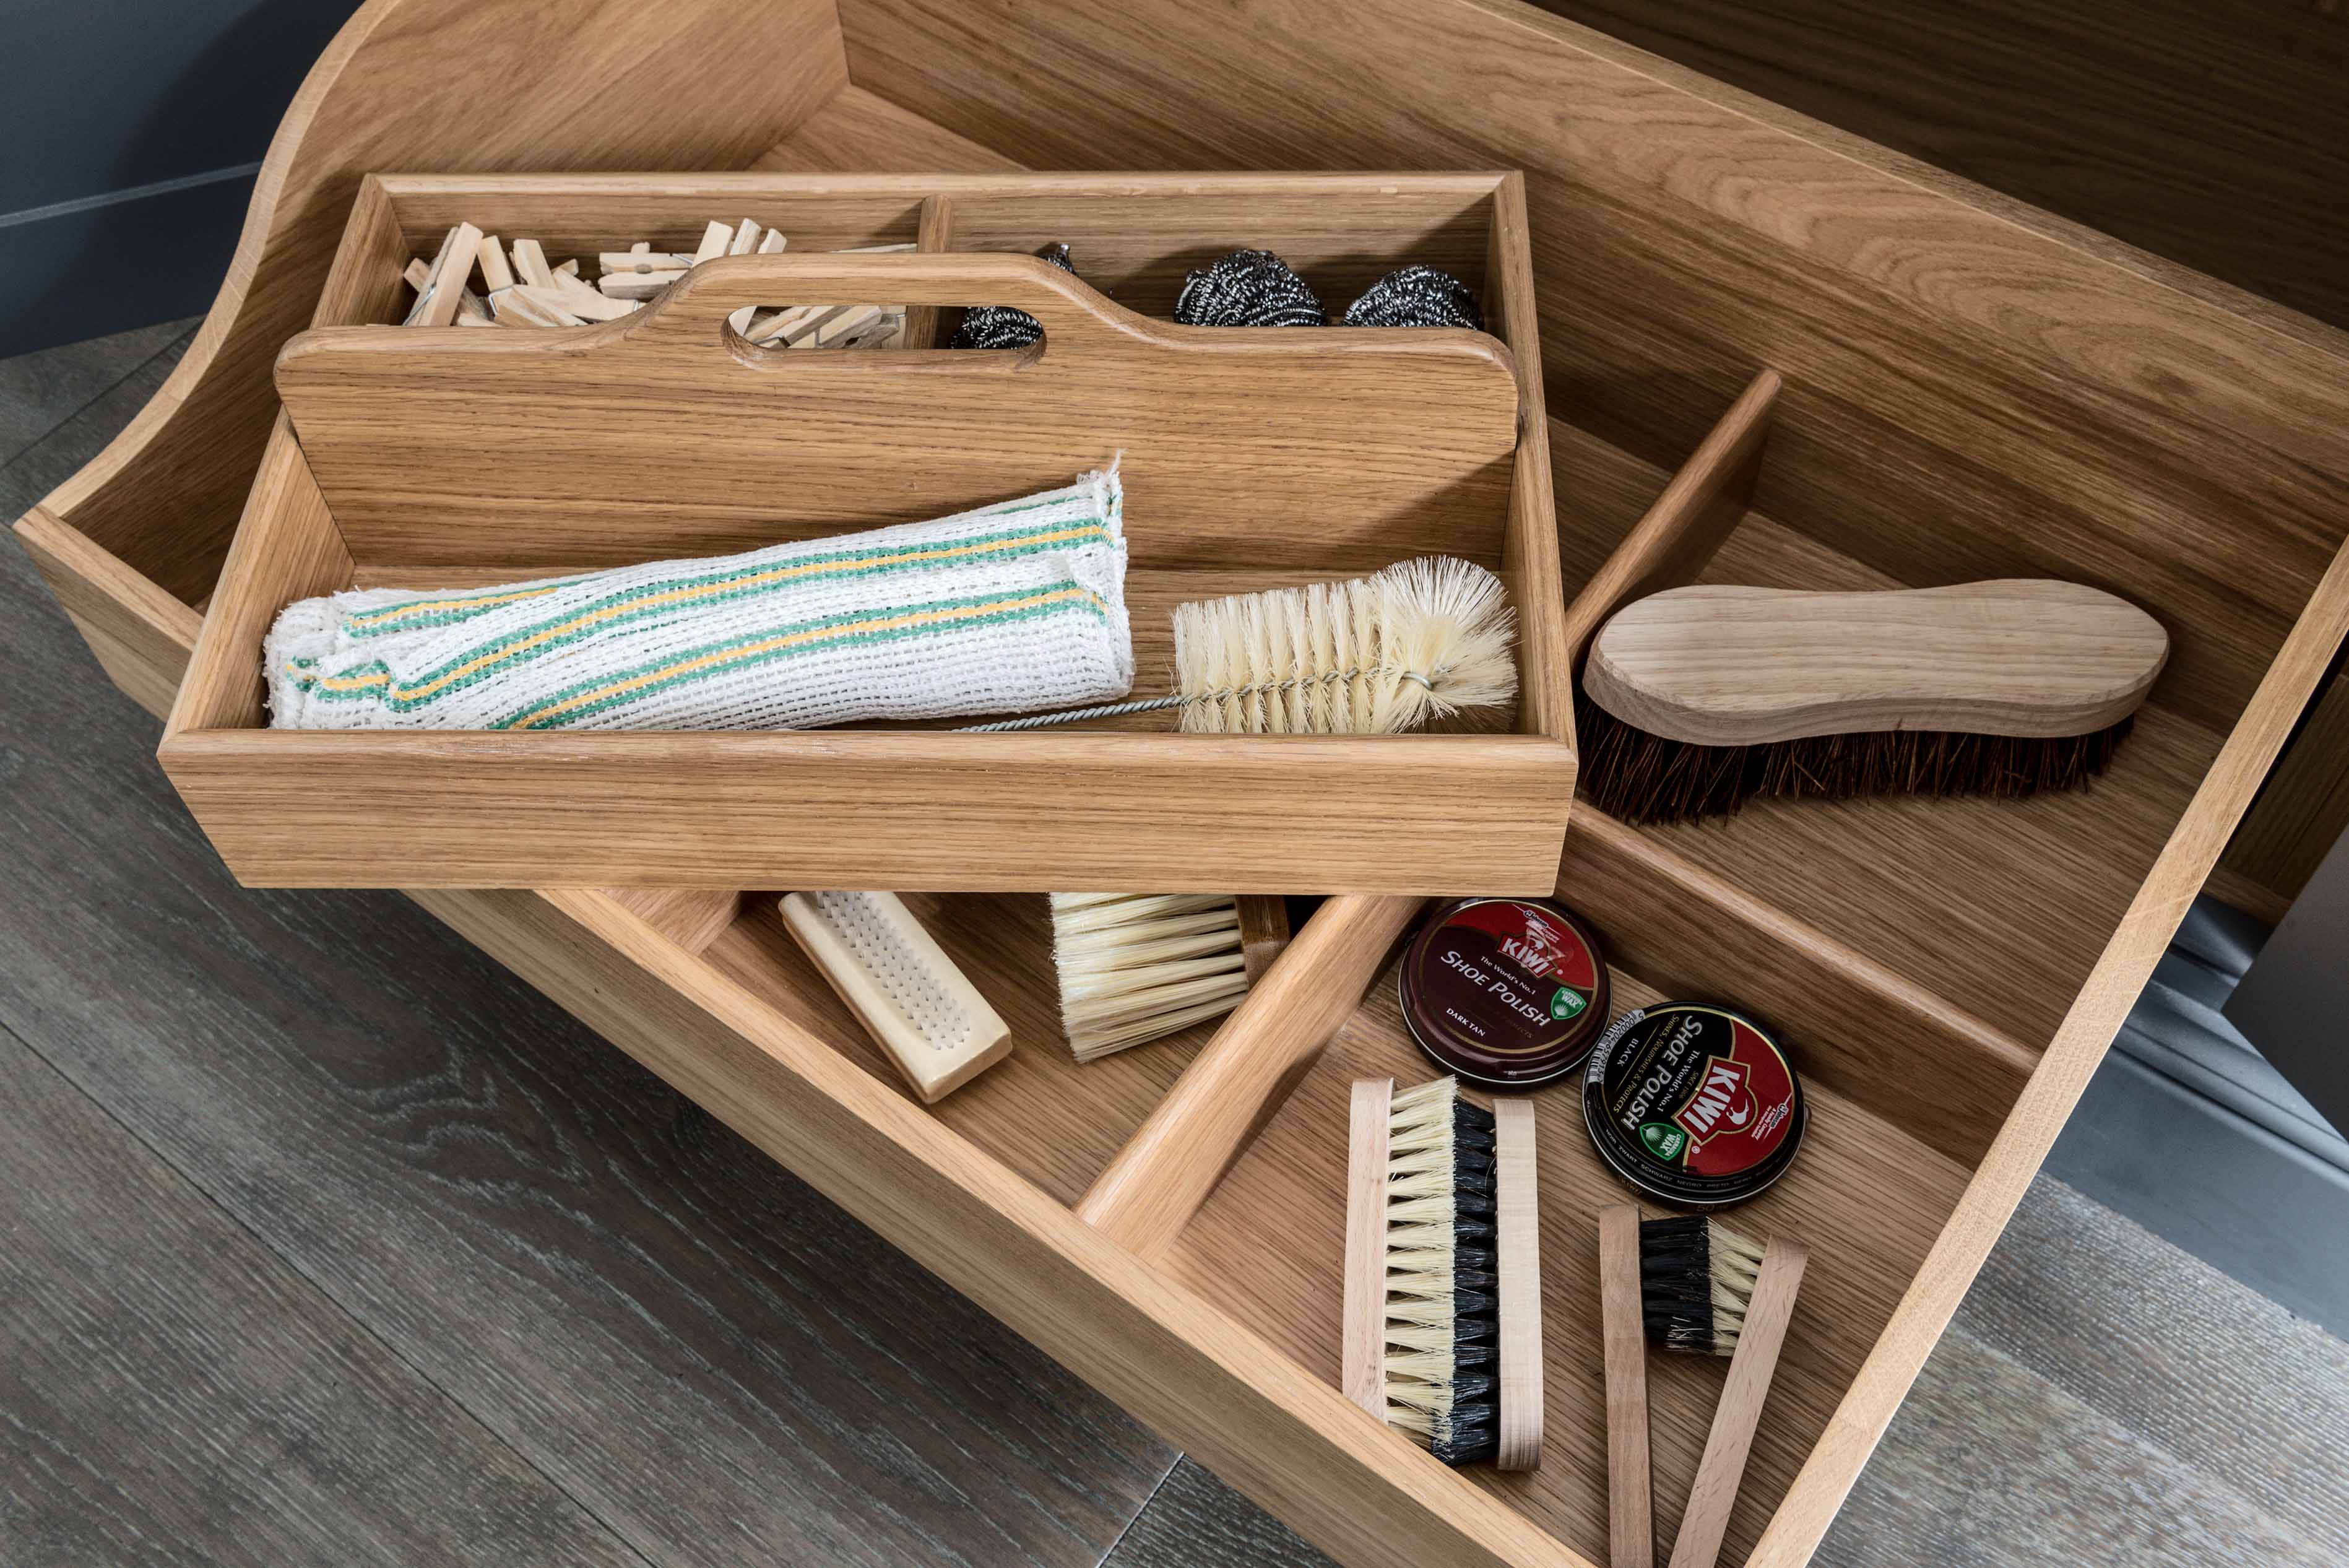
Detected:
left=1581, top=1001, right=1808, bottom=1210
left=1397, top=896, right=1609, bottom=1089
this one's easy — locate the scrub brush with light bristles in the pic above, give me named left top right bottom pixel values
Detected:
left=1048, top=892, right=1290, bottom=1060
left=1343, top=1076, right=1542, bottom=1469
left=1638, top=1213, right=1766, bottom=1356
left=965, top=555, right=1516, bottom=734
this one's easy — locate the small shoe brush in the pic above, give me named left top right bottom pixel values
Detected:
left=1636, top=1213, right=1810, bottom=1568
left=969, top=555, right=1518, bottom=735
left=1345, top=1077, right=1542, bottom=1469
left=1048, top=891, right=1291, bottom=1060
left=1637, top=1214, right=1765, bottom=1356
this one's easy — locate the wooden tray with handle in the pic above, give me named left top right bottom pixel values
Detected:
left=15, top=7, right=2349, bottom=1566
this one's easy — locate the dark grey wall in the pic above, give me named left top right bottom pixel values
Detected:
left=0, top=0, right=362, bottom=357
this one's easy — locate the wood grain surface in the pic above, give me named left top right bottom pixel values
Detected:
left=15, top=11, right=2349, bottom=1567
left=1528, top=0, right=2349, bottom=332
left=277, top=235, right=1523, bottom=570
left=1598, top=1205, right=1652, bottom=1568
left=1494, top=1098, right=1546, bottom=1472
left=164, top=173, right=1575, bottom=897
left=0, top=1033, right=644, bottom=1568
left=1584, top=581, right=2170, bottom=744
left=1341, top=1078, right=1395, bottom=1420
left=841, top=0, right=2349, bottom=743
left=1079, top=895, right=1424, bottom=1258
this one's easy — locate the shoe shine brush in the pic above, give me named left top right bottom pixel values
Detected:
left=1345, top=1077, right=1542, bottom=1470
left=1577, top=579, right=2168, bottom=822
left=1637, top=1215, right=1765, bottom=1356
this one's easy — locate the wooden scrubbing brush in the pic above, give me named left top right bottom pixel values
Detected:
left=1048, top=892, right=1291, bottom=1060
left=1577, top=579, right=2169, bottom=822
left=1344, top=1077, right=1542, bottom=1469
left=968, top=555, right=1517, bottom=734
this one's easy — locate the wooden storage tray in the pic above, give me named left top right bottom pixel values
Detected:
left=156, top=173, right=1573, bottom=894
left=17, top=2, right=2349, bottom=1566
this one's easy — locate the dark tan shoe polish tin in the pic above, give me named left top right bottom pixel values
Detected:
left=1398, top=896, right=1609, bottom=1088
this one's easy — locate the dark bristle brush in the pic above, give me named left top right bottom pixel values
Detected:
left=1636, top=1215, right=1810, bottom=1568
left=1637, top=1214, right=1764, bottom=1356
left=1345, top=1077, right=1542, bottom=1469
left=1577, top=579, right=2170, bottom=823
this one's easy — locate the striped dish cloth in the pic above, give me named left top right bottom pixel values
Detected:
left=266, top=468, right=1131, bottom=731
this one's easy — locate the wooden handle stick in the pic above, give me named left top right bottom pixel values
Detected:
left=1078, top=893, right=1422, bottom=1258
left=1666, top=1239, right=1809, bottom=1568
left=1492, top=1099, right=1544, bottom=1471
left=1599, top=1205, right=1651, bottom=1568
left=1341, top=1077, right=1396, bottom=1419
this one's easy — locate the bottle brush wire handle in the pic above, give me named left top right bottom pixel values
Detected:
left=964, top=555, right=1518, bottom=735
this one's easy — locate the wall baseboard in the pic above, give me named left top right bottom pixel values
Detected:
left=0, top=166, right=253, bottom=359
left=2048, top=898, right=2349, bottom=1335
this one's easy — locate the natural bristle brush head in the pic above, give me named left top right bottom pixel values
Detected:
left=1578, top=580, right=2169, bottom=823
left=1378, top=1077, right=1501, bottom=1465
left=1049, top=893, right=1252, bottom=1061
left=1174, top=557, right=1518, bottom=735
left=1637, top=1214, right=1765, bottom=1356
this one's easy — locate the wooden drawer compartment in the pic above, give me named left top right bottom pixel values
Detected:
left=155, top=173, right=1573, bottom=895
left=16, top=2, right=2349, bottom=1566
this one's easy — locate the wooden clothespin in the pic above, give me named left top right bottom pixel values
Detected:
left=402, top=222, right=483, bottom=327
left=600, top=270, right=686, bottom=301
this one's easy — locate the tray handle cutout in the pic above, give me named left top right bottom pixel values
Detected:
left=635, top=251, right=1168, bottom=364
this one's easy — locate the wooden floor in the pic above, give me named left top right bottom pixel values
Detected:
left=6, top=324, right=2348, bottom=1567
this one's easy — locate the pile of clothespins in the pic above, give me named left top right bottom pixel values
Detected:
left=400, top=218, right=914, bottom=347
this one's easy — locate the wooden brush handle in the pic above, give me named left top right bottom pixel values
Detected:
left=1599, top=1206, right=1651, bottom=1568
left=1492, top=1099, right=1543, bottom=1471
left=1078, top=894, right=1422, bottom=1258
left=1666, top=1239, right=1809, bottom=1568
left=1341, top=1078, right=1396, bottom=1420
left=1585, top=580, right=2168, bottom=745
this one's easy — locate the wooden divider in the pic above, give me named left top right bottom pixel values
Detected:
left=1077, top=894, right=1424, bottom=1258
left=1559, top=369, right=1780, bottom=661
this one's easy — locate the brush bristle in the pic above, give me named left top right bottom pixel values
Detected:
left=1637, top=1215, right=1765, bottom=1356
left=1049, top=893, right=1250, bottom=1061
left=1576, top=690, right=2134, bottom=824
left=1380, top=1077, right=1500, bottom=1465
left=1171, top=557, right=1516, bottom=734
